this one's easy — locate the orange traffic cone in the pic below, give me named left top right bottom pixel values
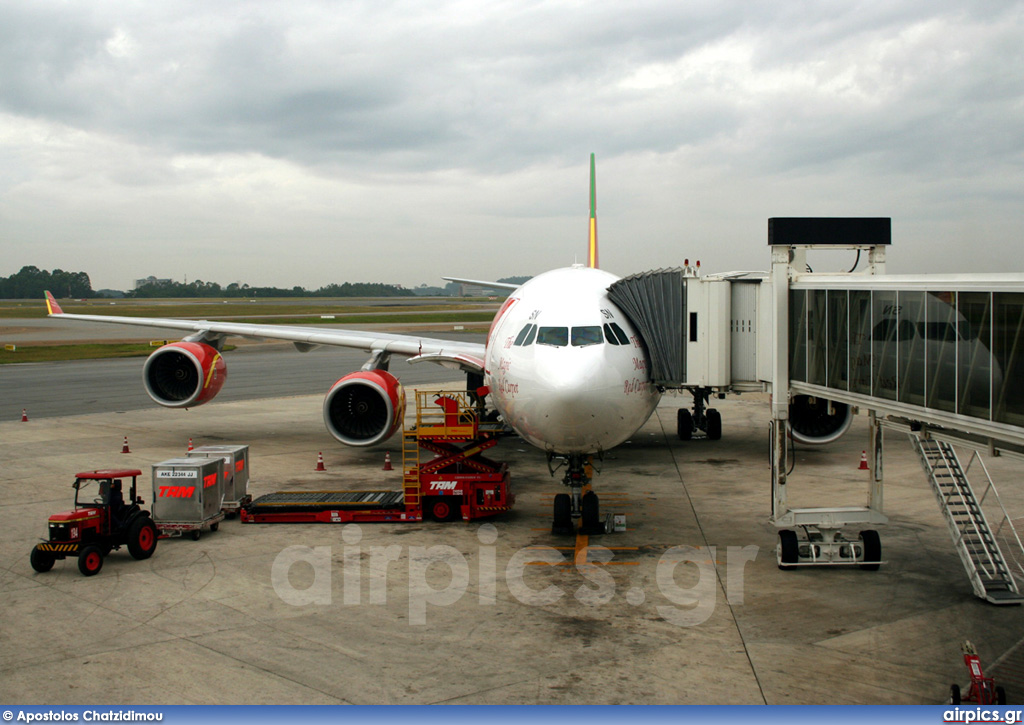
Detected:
left=121, top=436, right=131, bottom=454
left=315, top=452, right=326, bottom=472
left=858, top=451, right=869, bottom=470
left=383, top=452, right=393, bottom=471
left=21, top=408, right=28, bottom=422
left=187, top=437, right=194, bottom=452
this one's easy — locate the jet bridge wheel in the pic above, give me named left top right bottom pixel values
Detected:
left=859, top=530, right=881, bottom=571
left=778, top=530, right=798, bottom=570
left=677, top=409, right=693, bottom=440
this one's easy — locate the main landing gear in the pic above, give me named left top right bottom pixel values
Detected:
left=677, top=386, right=722, bottom=441
left=549, top=454, right=606, bottom=536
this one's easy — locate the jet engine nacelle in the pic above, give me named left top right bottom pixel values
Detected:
left=143, top=341, right=227, bottom=408
left=789, top=394, right=853, bottom=445
left=323, top=370, right=406, bottom=447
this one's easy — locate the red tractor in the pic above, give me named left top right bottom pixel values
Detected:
left=30, top=469, right=158, bottom=576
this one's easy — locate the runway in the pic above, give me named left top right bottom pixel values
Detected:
left=0, top=328, right=485, bottom=422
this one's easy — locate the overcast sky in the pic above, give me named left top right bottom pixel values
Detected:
left=1, top=1, right=1022, bottom=291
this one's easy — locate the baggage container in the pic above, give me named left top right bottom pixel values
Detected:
left=188, top=445, right=250, bottom=512
left=152, top=457, right=225, bottom=539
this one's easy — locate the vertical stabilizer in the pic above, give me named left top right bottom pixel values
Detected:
left=588, top=153, right=599, bottom=269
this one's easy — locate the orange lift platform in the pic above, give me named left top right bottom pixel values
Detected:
left=240, top=390, right=514, bottom=524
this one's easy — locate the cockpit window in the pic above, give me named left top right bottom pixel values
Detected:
left=536, top=326, right=568, bottom=347
left=604, top=322, right=630, bottom=345
left=524, top=324, right=537, bottom=345
left=571, top=326, right=603, bottom=347
left=513, top=324, right=535, bottom=346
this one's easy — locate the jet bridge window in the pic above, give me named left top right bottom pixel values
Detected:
left=513, top=324, right=538, bottom=346
left=536, top=327, right=568, bottom=347
left=603, top=322, right=630, bottom=345
left=571, top=326, right=603, bottom=347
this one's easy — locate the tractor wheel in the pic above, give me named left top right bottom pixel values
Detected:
left=778, top=530, right=799, bottom=570
left=996, top=686, right=1006, bottom=705
left=949, top=684, right=961, bottom=705
left=127, top=517, right=158, bottom=560
left=706, top=409, right=722, bottom=440
left=859, top=530, right=881, bottom=571
left=677, top=409, right=693, bottom=441
left=427, top=498, right=459, bottom=522
left=210, top=522, right=219, bottom=532
left=78, top=545, right=103, bottom=576
left=30, top=546, right=55, bottom=573
left=191, top=530, right=201, bottom=541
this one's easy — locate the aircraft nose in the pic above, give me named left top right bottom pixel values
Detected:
left=527, top=355, right=621, bottom=449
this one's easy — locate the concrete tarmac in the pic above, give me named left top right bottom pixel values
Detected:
left=3, top=384, right=1024, bottom=705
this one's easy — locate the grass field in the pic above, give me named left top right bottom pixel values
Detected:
left=0, top=343, right=236, bottom=364
left=1, top=296, right=496, bottom=363
left=0, top=297, right=499, bottom=319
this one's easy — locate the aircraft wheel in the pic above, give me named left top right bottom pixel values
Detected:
left=706, top=409, right=722, bottom=440
left=30, top=545, right=55, bottom=573
left=677, top=409, right=693, bottom=440
left=778, top=530, right=798, bottom=570
left=580, top=491, right=601, bottom=535
left=552, top=493, right=573, bottom=535
left=949, top=684, right=961, bottom=705
left=78, top=545, right=103, bottom=576
left=859, top=530, right=881, bottom=571
left=127, top=517, right=158, bottom=560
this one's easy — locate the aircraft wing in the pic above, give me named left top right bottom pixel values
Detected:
left=44, top=292, right=486, bottom=372
left=442, top=276, right=521, bottom=291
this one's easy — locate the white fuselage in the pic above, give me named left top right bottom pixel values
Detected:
left=483, top=266, right=661, bottom=454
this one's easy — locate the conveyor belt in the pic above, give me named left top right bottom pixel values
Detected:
left=248, top=490, right=406, bottom=512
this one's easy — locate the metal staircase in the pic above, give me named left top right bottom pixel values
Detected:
left=911, top=435, right=1024, bottom=605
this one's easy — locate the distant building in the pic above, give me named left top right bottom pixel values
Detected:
left=134, top=276, right=172, bottom=289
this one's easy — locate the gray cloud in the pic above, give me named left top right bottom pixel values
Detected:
left=1, top=0, right=1022, bottom=289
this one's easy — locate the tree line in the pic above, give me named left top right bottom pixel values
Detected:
left=0, top=266, right=93, bottom=299
left=127, top=279, right=415, bottom=298
left=1, top=266, right=529, bottom=299
left=0, top=266, right=415, bottom=299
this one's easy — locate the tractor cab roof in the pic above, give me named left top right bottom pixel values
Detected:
left=74, top=469, right=142, bottom=480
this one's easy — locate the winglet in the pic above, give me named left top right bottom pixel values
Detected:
left=588, top=153, right=598, bottom=269
left=44, top=291, right=64, bottom=315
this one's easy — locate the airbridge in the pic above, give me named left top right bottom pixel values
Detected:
left=609, top=218, right=1024, bottom=603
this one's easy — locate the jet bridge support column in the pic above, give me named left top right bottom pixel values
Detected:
left=770, top=246, right=791, bottom=523
left=767, top=219, right=891, bottom=570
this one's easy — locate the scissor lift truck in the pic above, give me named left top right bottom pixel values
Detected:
left=240, top=390, right=514, bottom=524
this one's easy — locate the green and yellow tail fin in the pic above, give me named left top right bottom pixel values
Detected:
left=588, top=153, right=599, bottom=269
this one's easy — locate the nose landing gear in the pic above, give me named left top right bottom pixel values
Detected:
left=548, top=454, right=606, bottom=535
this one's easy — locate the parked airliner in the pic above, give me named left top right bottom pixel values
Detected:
left=43, top=155, right=843, bottom=533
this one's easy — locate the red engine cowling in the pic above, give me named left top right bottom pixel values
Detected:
left=789, top=395, right=854, bottom=445
left=323, top=370, right=405, bottom=446
left=143, top=342, right=227, bottom=408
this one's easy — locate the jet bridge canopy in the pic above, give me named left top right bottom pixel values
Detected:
left=607, top=269, right=687, bottom=385
left=789, top=278, right=1024, bottom=451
